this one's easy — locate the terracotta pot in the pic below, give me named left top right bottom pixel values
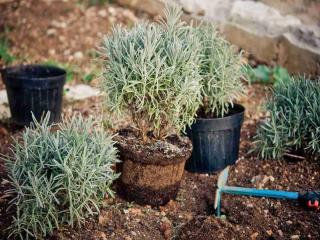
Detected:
left=115, top=130, right=192, bottom=206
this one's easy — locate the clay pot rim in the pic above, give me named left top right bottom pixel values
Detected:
left=114, top=129, right=192, bottom=166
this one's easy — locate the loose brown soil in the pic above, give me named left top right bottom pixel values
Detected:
left=116, top=128, right=192, bottom=165
left=0, top=84, right=319, bottom=240
left=0, top=1, right=319, bottom=240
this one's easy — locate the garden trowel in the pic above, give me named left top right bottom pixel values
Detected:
left=214, top=167, right=320, bottom=217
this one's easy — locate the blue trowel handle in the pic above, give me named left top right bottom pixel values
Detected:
left=221, top=187, right=320, bottom=209
left=221, top=186, right=299, bottom=200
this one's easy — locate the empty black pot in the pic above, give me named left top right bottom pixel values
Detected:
left=1, top=65, right=66, bottom=126
left=186, top=104, right=245, bottom=173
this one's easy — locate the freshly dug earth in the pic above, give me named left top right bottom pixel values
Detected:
left=0, top=84, right=319, bottom=240
left=116, top=129, right=192, bottom=206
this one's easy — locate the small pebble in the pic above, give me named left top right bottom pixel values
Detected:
left=278, top=230, right=283, bottom=237
left=290, top=235, right=300, bottom=240
left=250, top=232, right=259, bottom=240
left=74, top=51, right=83, bottom=59
left=98, top=9, right=107, bottom=17
left=266, top=229, right=273, bottom=236
left=47, top=28, right=56, bottom=36
left=247, top=203, right=254, bottom=208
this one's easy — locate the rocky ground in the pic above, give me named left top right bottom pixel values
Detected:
left=0, top=1, right=319, bottom=240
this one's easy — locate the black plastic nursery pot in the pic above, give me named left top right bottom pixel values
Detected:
left=186, top=104, right=245, bottom=173
left=0, top=65, right=66, bottom=126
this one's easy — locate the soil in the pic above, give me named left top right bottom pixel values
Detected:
left=0, top=84, right=319, bottom=240
left=0, top=1, right=319, bottom=239
left=0, top=0, right=144, bottom=88
left=116, top=128, right=192, bottom=165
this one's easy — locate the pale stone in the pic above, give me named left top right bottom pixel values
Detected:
left=122, top=9, right=138, bottom=22
left=73, top=51, right=84, bottom=60
left=250, top=232, right=259, bottom=240
left=0, top=84, right=102, bottom=120
left=0, top=106, right=10, bottom=119
left=279, top=34, right=320, bottom=76
left=48, top=49, right=56, bottom=55
left=182, top=0, right=234, bottom=22
left=180, top=0, right=206, bottom=16
left=223, top=24, right=279, bottom=64
left=98, top=9, right=107, bottom=18
left=108, top=6, right=116, bottom=16
left=278, top=230, right=284, bottom=237
left=46, top=28, right=57, bottom=36
left=229, top=1, right=301, bottom=37
left=0, top=102, right=11, bottom=119
left=0, top=90, right=8, bottom=105
left=51, top=20, right=67, bottom=29
left=65, top=84, right=100, bottom=101
left=290, top=235, right=300, bottom=240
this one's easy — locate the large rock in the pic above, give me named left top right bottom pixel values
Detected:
left=280, top=27, right=320, bottom=76
left=224, top=1, right=320, bottom=76
left=229, top=1, right=301, bottom=37
left=117, top=0, right=320, bottom=77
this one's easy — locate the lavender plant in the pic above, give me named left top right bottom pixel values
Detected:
left=100, top=4, right=202, bottom=142
left=4, top=113, right=119, bottom=239
left=255, top=76, right=320, bottom=159
left=196, top=24, right=246, bottom=117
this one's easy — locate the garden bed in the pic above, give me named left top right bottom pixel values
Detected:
left=0, top=1, right=319, bottom=239
left=0, top=84, right=319, bottom=239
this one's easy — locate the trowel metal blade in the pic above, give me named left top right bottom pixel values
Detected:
left=217, top=166, right=229, bottom=189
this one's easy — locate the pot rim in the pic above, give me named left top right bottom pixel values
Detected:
left=1, top=64, right=66, bottom=81
left=188, top=103, right=245, bottom=131
left=195, top=103, right=245, bottom=122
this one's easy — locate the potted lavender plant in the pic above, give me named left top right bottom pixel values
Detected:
left=99, top=4, right=202, bottom=206
left=186, top=25, right=247, bottom=173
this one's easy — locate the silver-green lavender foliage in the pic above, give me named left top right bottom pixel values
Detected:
left=100, top=4, right=202, bottom=140
left=196, top=24, right=246, bottom=117
left=4, top=113, right=120, bottom=239
left=255, top=76, right=320, bottom=160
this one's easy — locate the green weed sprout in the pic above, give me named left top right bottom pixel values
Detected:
left=0, top=36, right=15, bottom=65
left=244, top=64, right=291, bottom=87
